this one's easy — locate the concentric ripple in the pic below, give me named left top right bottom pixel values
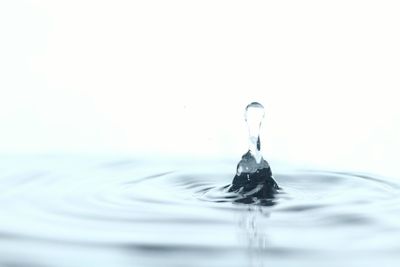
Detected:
left=1, top=156, right=400, bottom=267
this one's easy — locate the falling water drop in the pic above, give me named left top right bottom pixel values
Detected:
left=229, top=102, right=279, bottom=200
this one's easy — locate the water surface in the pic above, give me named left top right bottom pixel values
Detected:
left=0, top=155, right=400, bottom=267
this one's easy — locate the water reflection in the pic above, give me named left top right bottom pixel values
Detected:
left=238, top=205, right=271, bottom=267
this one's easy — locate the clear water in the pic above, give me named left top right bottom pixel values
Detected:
left=1, top=104, right=400, bottom=267
left=1, top=155, right=400, bottom=267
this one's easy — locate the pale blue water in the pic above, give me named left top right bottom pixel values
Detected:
left=1, top=155, right=400, bottom=267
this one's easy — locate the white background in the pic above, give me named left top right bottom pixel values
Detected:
left=1, top=1, right=399, bottom=176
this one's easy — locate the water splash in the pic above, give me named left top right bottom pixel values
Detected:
left=244, top=102, right=264, bottom=163
left=229, top=102, right=279, bottom=201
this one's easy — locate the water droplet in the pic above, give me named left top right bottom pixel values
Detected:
left=245, top=102, right=265, bottom=163
left=229, top=102, right=279, bottom=198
